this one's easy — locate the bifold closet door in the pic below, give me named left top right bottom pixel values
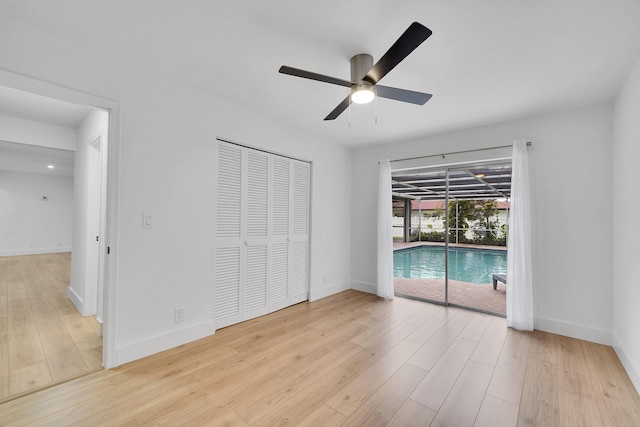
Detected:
left=270, top=155, right=291, bottom=312
left=214, top=141, right=310, bottom=328
left=243, top=150, right=270, bottom=320
left=214, top=143, right=243, bottom=328
left=270, top=157, right=310, bottom=311
left=289, top=161, right=310, bottom=305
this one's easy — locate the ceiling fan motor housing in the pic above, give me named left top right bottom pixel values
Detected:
left=351, top=53, right=374, bottom=83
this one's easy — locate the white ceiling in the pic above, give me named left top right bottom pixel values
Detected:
left=2, top=0, right=640, bottom=147
left=0, top=85, right=91, bottom=129
left=0, top=140, right=74, bottom=176
left=0, top=86, right=85, bottom=177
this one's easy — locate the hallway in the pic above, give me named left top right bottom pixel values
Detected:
left=0, top=253, right=102, bottom=402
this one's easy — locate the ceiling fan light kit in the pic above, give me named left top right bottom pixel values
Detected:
left=350, top=53, right=375, bottom=104
left=351, top=84, right=375, bottom=104
left=279, top=22, right=433, bottom=120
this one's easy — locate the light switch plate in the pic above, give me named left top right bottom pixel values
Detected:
left=143, top=214, right=153, bottom=229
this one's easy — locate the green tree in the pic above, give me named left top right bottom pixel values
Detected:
left=445, top=200, right=476, bottom=243
left=427, top=205, right=444, bottom=220
left=469, top=200, right=500, bottom=243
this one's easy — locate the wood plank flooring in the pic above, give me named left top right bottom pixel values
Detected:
left=1, top=289, right=639, bottom=426
left=0, top=253, right=103, bottom=402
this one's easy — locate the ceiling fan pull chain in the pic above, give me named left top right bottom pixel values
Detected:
left=375, top=86, right=379, bottom=124
left=348, top=95, right=352, bottom=128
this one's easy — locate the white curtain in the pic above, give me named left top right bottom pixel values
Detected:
left=506, top=140, right=533, bottom=330
left=377, top=159, right=394, bottom=299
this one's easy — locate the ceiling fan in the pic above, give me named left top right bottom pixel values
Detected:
left=279, top=22, right=433, bottom=121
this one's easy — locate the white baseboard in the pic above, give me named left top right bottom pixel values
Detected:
left=66, top=287, right=83, bottom=313
left=116, top=320, right=216, bottom=366
left=0, top=247, right=72, bottom=256
left=534, top=316, right=612, bottom=345
left=612, top=334, right=640, bottom=395
left=350, top=280, right=377, bottom=295
left=309, top=281, right=351, bottom=301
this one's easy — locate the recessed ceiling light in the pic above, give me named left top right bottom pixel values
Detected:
left=47, top=165, right=55, bottom=169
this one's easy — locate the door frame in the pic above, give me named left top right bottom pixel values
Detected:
left=0, top=69, right=121, bottom=368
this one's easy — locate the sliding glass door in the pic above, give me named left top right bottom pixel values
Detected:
left=392, top=160, right=512, bottom=316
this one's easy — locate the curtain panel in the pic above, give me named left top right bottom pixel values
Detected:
left=506, top=140, right=534, bottom=330
left=377, top=159, right=394, bottom=299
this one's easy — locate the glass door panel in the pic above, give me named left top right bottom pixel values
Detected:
left=445, top=163, right=510, bottom=315
left=392, top=170, right=447, bottom=304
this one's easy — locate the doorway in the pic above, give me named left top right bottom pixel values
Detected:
left=391, top=160, right=512, bottom=316
left=0, top=74, right=118, bottom=401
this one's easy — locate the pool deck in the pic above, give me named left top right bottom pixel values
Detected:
left=393, top=242, right=507, bottom=315
left=393, top=241, right=508, bottom=251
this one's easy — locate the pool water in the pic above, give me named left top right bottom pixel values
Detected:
left=393, top=245, right=507, bottom=284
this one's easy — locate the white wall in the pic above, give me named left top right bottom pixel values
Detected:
left=613, top=54, right=640, bottom=392
left=0, top=113, right=77, bottom=150
left=111, top=85, right=352, bottom=364
left=68, top=109, right=109, bottom=315
left=0, top=169, right=73, bottom=255
left=352, top=104, right=614, bottom=344
left=0, top=15, right=352, bottom=365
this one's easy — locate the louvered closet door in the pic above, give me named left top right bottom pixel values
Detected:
left=270, top=156, right=290, bottom=312
left=214, top=143, right=243, bottom=328
left=243, top=150, right=270, bottom=320
left=214, top=141, right=310, bottom=329
left=289, top=160, right=310, bottom=305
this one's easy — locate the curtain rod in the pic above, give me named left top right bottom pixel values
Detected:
left=390, top=141, right=532, bottom=163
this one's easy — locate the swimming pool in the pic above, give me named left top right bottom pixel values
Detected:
left=393, top=245, right=507, bottom=284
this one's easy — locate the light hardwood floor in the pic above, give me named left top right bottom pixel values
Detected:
left=1, top=289, right=639, bottom=426
left=0, top=253, right=103, bottom=402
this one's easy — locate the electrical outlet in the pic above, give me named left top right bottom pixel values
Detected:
left=175, top=307, right=184, bottom=322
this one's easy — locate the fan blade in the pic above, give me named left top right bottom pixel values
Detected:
left=364, top=22, right=432, bottom=85
left=324, top=96, right=350, bottom=121
left=279, top=66, right=353, bottom=88
left=375, top=85, right=432, bottom=105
